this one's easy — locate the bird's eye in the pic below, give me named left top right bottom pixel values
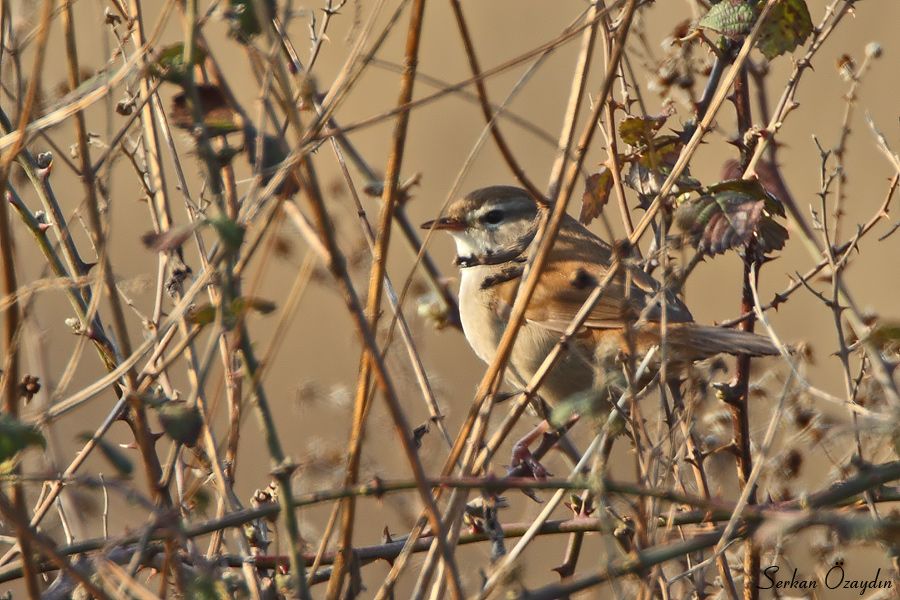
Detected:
left=481, top=210, right=504, bottom=225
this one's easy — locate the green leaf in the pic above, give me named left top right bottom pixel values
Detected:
left=231, top=296, right=277, bottom=316
left=226, top=0, right=276, bottom=42
left=757, top=0, right=813, bottom=59
left=675, top=178, right=786, bottom=255
left=756, top=210, right=789, bottom=254
left=549, top=375, right=624, bottom=428
left=190, top=487, right=213, bottom=516
left=207, top=216, right=245, bottom=253
left=580, top=167, right=614, bottom=225
left=150, top=43, right=207, bottom=84
left=187, top=297, right=275, bottom=330
left=618, top=115, right=668, bottom=147
left=188, top=303, right=217, bottom=327
left=187, top=573, right=230, bottom=600
left=244, top=133, right=301, bottom=196
left=78, top=433, right=133, bottom=476
left=0, top=415, right=45, bottom=463
left=699, top=0, right=759, bottom=38
left=156, top=402, right=204, bottom=446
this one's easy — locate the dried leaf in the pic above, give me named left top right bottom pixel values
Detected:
left=624, top=136, right=700, bottom=196
left=757, top=0, right=813, bottom=60
left=722, top=159, right=781, bottom=197
left=756, top=212, right=789, bottom=254
left=618, top=114, right=668, bottom=147
left=720, top=161, right=789, bottom=253
left=580, top=166, right=613, bottom=225
left=699, top=0, right=758, bottom=38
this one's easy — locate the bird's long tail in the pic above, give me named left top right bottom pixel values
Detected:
left=665, top=324, right=779, bottom=359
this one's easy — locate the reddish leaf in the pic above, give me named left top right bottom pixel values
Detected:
left=675, top=179, right=786, bottom=255
left=722, top=159, right=781, bottom=198
left=170, top=84, right=241, bottom=136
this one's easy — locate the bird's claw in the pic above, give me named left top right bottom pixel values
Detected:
left=510, top=442, right=550, bottom=480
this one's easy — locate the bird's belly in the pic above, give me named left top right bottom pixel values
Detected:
left=508, top=323, right=595, bottom=406
left=458, top=269, right=594, bottom=405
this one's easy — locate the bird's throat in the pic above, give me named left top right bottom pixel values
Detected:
left=452, top=228, right=536, bottom=269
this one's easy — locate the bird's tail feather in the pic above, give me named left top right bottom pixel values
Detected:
left=665, top=324, right=779, bottom=359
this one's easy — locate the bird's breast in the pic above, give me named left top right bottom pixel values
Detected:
left=457, top=266, right=506, bottom=365
left=456, top=266, right=595, bottom=405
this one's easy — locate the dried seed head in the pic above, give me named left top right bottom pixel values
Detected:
left=104, top=8, right=122, bottom=26
left=836, top=54, right=856, bottom=81
left=19, top=375, right=41, bottom=402
left=865, top=42, right=883, bottom=59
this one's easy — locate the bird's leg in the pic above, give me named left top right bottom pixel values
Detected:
left=509, top=414, right=582, bottom=480
left=510, top=419, right=552, bottom=479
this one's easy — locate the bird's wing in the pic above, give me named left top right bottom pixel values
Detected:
left=490, top=215, right=693, bottom=333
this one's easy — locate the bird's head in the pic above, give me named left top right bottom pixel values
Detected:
left=420, top=186, right=539, bottom=264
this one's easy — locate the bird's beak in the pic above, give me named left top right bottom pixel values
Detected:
left=420, top=216, right=466, bottom=231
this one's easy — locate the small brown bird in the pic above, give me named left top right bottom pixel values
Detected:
left=422, top=186, right=776, bottom=470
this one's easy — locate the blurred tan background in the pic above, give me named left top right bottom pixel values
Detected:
left=4, top=0, right=900, bottom=597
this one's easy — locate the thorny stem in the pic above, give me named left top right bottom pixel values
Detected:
left=4, top=459, right=900, bottom=587
left=408, top=4, right=641, bottom=595
left=0, top=1, right=53, bottom=597
left=0, top=491, right=110, bottom=599
left=310, top=1, right=626, bottom=143
left=448, top=0, right=545, bottom=204
left=400, top=2, right=780, bottom=594
left=0, top=0, right=894, bottom=597
left=749, top=3, right=900, bottom=408
left=729, top=49, right=760, bottom=600
left=293, top=148, right=463, bottom=600
left=238, top=332, right=313, bottom=600
left=327, top=0, right=463, bottom=596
